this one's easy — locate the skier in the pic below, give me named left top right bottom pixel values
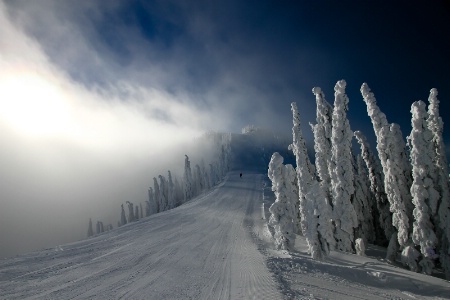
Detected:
left=240, top=173, right=242, bottom=178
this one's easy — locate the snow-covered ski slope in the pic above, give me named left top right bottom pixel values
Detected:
left=1, top=171, right=450, bottom=299
left=0, top=172, right=281, bottom=299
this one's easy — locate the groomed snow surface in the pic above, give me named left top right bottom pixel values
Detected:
left=1, top=172, right=449, bottom=299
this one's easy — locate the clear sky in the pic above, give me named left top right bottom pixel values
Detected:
left=0, top=0, right=449, bottom=257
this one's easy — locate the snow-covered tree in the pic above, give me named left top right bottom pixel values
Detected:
left=126, top=201, right=135, bottom=222
left=153, top=177, right=161, bottom=213
left=87, top=218, right=94, bottom=237
left=174, top=177, right=184, bottom=207
left=140, top=203, right=144, bottom=219
left=355, top=238, right=366, bottom=256
left=353, top=154, right=375, bottom=244
left=167, top=171, right=175, bottom=209
left=361, top=83, right=412, bottom=248
left=268, top=152, right=297, bottom=250
left=194, top=164, right=202, bottom=195
left=135, top=205, right=139, bottom=221
left=290, top=102, right=335, bottom=260
left=96, top=221, right=104, bottom=234
left=354, top=131, right=394, bottom=246
left=427, top=88, right=450, bottom=279
left=408, top=100, right=438, bottom=272
left=401, top=245, right=421, bottom=272
left=201, top=160, right=210, bottom=191
left=158, top=175, right=168, bottom=212
left=184, top=155, right=193, bottom=202
left=120, top=204, right=127, bottom=226
left=285, top=164, right=302, bottom=235
left=330, top=80, right=358, bottom=252
left=311, top=87, right=333, bottom=202
left=147, top=187, right=154, bottom=216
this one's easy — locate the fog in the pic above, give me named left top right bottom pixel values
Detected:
left=4, top=0, right=446, bottom=258
left=0, top=2, right=231, bottom=258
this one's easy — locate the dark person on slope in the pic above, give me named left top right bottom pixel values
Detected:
left=240, top=173, right=242, bottom=178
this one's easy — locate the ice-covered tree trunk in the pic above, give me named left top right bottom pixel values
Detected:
left=311, top=87, right=333, bottom=203
left=120, top=204, right=127, bottom=226
left=184, top=155, right=193, bottom=202
left=268, top=152, right=297, bottom=250
left=290, top=102, right=335, bottom=260
left=361, top=83, right=412, bottom=248
left=153, top=178, right=161, bottom=213
left=87, top=218, right=94, bottom=237
left=427, top=88, right=450, bottom=279
left=330, top=80, right=358, bottom=252
left=354, top=131, right=394, bottom=245
left=408, top=100, right=439, bottom=274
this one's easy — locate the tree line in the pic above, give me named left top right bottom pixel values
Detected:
left=268, top=80, right=450, bottom=279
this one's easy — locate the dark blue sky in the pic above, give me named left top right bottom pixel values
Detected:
left=5, top=0, right=450, bottom=152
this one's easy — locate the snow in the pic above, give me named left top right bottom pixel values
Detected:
left=1, top=171, right=449, bottom=299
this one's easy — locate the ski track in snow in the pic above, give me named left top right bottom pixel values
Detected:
left=0, top=172, right=281, bottom=299
left=1, top=171, right=450, bottom=299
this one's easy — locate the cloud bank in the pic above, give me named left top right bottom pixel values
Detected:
left=0, top=1, right=233, bottom=257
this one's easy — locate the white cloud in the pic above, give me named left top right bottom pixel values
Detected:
left=0, top=1, right=222, bottom=257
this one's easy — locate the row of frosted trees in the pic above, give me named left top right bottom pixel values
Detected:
left=88, top=132, right=231, bottom=235
left=268, top=80, right=450, bottom=279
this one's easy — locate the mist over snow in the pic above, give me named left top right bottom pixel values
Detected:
left=0, top=2, right=224, bottom=258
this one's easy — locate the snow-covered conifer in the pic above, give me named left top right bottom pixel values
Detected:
left=427, top=88, right=450, bottom=279
left=87, top=218, right=94, bottom=237
left=208, top=164, right=214, bottom=187
left=184, top=155, right=193, bottom=201
left=167, top=171, right=175, bottom=209
left=408, top=101, right=438, bottom=264
left=126, top=201, right=135, bottom=222
left=201, top=160, right=210, bottom=190
left=355, top=238, right=366, bottom=256
left=311, top=87, right=333, bottom=201
left=194, top=164, right=202, bottom=195
left=147, top=187, right=155, bottom=216
left=174, top=177, right=183, bottom=207
left=354, top=130, right=394, bottom=246
left=401, top=245, right=421, bottom=272
left=290, top=102, right=335, bottom=259
left=361, top=83, right=412, bottom=248
left=153, top=177, right=161, bottom=213
left=330, top=80, right=358, bottom=252
left=285, top=164, right=302, bottom=235
left=96, top=221, right=104, bottom=234
left=268, top=152, right=297, bottom=250
left=140, top=203, right=143, bottom=219
left=353, top=154, right=375, bottom=244
left=135, top=206, right=139, bottom=221
left=120, top=204, right=127, bottom=226
left=158, top=175, right=168, bottom=211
